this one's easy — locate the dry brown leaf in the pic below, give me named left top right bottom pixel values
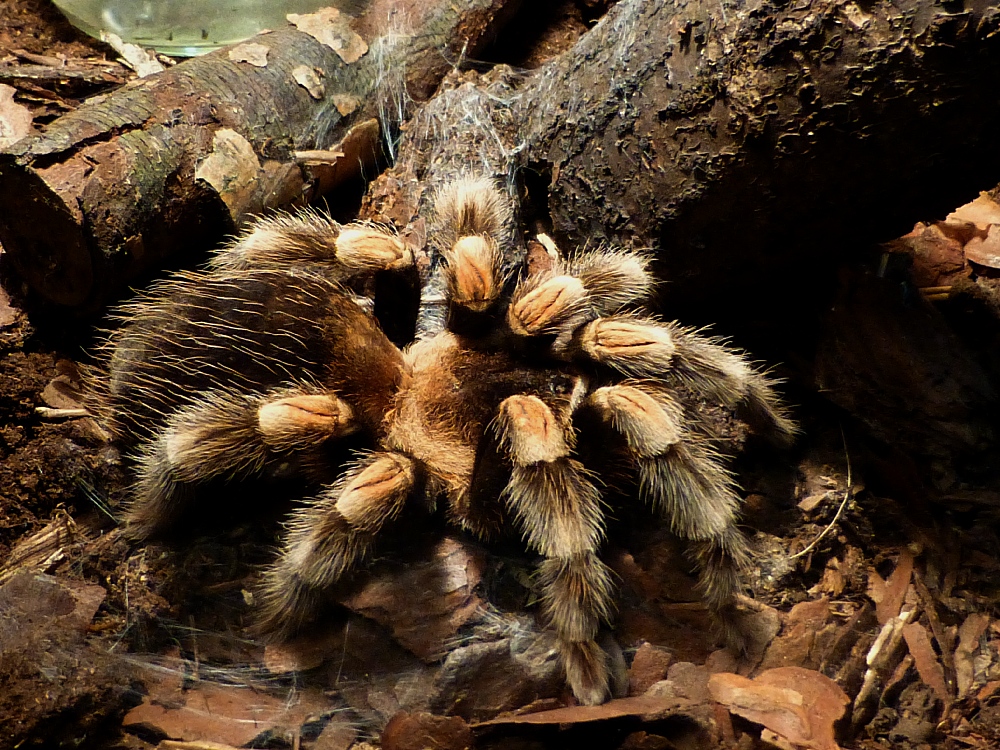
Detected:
left=947, top=192, right=1000, bottom=228
left=977, top=680, right=1000, bottom=701
left=228, top=42, right=269, bottom=67
left=0, top=84, right=33, bottom=150
left=869, top=549, right=913, bottom=625
left=475, top=694, right=691, bottom=726
left=901, top=622, right=949, bottom=704
left=287, top=8, right=368, bottom=63
left=263, top=626, right=342, bottom=673
left=760, top=598, right=835, bottom=671
left=955, top=613, right=991, bottom=698
left=709, top=667, right=849, bottom=750
left=339, top=537, right=484, bottom=660
left=964, top=225, right=1000, bottom=270
left=123, top=680, right=325, bottom=746
left=381, top=712, right=472, bottom=750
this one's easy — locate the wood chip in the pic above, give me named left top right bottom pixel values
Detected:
left=709, top=667, right=850, bottom=750
left=869, top=549, right=914, bottom=625
left=287, top=8, right=368, bottom=63
left=194, top=128, right=260, bottom=221
left=901, top=621, right=949, bottom=704
left=228, top=43, right=270, bottom=67
left=955, top=613, right=991, bottom=698
left=0, top=83, right=33, bottom=149
left=292, top=65, right=324, bottom=99
left=475, top=694, right=693, bottom=726
left=947, top=192, right=1000, bottom=228
left=100, top=32, right=165, bottom=78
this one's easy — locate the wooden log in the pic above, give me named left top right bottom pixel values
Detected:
left=0, top=0, right=516, bottom=309
left=514, top=0, right=1000, bottom=327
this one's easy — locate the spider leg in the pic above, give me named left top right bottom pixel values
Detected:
left=127, top=386, right=358, bottom=539
left=496, top=394, right=614, bottom=706
left=576, top=315, right=797, bottom=441
left=209, top=209, right=412, bottom=276
left=506, top=248, right=653, bottom=349
left=433, top=178, right=511, bottom=317
left=587, top=383, right=753, bottom=651
left=258, top=451, right=417, bottom=638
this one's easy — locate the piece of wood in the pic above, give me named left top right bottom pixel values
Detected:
left=513, top=0, right=1000, bottom=325
left=0, top=0, right=516, bottom=309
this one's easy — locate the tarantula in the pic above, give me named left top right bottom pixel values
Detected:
left=95, top=177, right=795, bottom=705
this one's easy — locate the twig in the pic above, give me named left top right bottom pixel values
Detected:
left=790, top=428, right=853, bottom=560
left=35, top=406, right=88, bottom=418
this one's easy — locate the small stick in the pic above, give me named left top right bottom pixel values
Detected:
left=35, top=406, right=88, bottom=419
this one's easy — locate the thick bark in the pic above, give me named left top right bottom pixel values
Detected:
left=360, top=67, right=524, bottom=337
left=515, top=0, right=1000, bottom=332
left=0, top=0, right=516, bottom=308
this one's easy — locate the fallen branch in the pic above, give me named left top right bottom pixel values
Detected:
left=0, top=0, right=515, bottom=308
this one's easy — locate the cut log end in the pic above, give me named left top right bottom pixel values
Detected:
left=0, top=165, right=93, bottom=306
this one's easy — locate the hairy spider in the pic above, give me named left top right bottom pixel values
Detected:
left=94, top=177, right=795, bottom=705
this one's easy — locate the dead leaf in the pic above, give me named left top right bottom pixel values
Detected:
left=955, top=613, right=991, bottom=698
left=382, top=712, right=472, bottom=750
left=947, top=192, right=1000, bottom=228
left=964, top=225, right=1000, bottom=270
left=292, top=65, right=325, bottom=99
left=475, top=694, right=693, bottom=726
left=977, top=680, right=1000, bottom=701
left=0, top=83, right=33, bottom=150
left=0, top=572, right=105, bottom=630
left=100, top=32, right=165, bottom=77
left=709, top=667, right=849, bottom=750
left=339, top=537, right=485, bottom=660
left=123, top=679, right=325, bottom=746
left=869, top=549, right=913, bottom=625
left=263, top=626, right=342, bottom=673
left=901, top=622, right=949, bottom=704
left=287, top=8, right=368, bottom=63
left=42, top=374, right=84, bottom=410
left=228, top=42, right=269, bottom=67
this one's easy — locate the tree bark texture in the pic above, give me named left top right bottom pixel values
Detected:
left=515, top=0, right=1000, bottom=330
left=0, top=0, right=517, bottom=308
left=360, top=67, right=524, bottom=337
